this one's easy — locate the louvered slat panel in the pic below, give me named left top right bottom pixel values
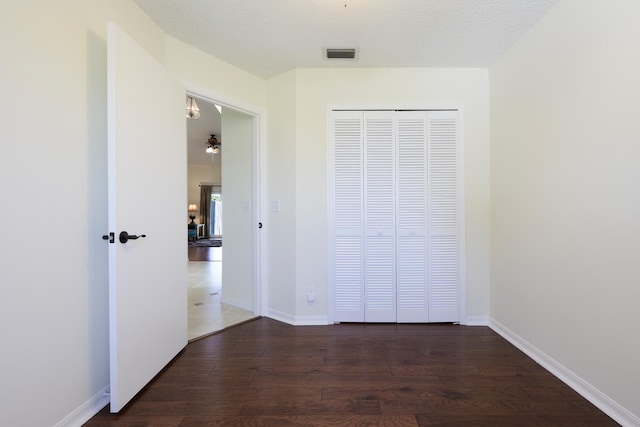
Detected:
left=365, top=234, right=396, bottom=322
left=429, top=234, right=458, bottom=321
left=334, top=117, right=363, bottom=230
left=364, top=112, right=395, bottom=322
left=364, top=115, right=394, bottom=230
left=396, top=112, right=428, bottom=323
left=429, top=116, right=457, bottom=229
left=396, top=234, right=428, bottom=322
left=332, top=112, right=364, bottom=322
left=428, top=111, right=459, bottom=322
left=397, top=116, right=426, bottom=230
left=335, top=235, right=363, bottom=312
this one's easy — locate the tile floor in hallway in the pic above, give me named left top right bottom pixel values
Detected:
left=188, top=248, right=256, bottom=340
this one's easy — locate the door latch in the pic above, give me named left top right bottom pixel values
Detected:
left=102, top=232, right=115, bottom=243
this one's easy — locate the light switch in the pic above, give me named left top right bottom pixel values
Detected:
left=271, top=200, right=281, bottom=212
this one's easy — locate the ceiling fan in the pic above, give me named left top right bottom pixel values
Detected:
left=205, top=134, right=221, bottom=154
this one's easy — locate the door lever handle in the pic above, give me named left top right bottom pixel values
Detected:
left=119, top=231, right=146, bottom=244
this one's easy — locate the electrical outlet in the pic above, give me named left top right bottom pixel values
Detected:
left=307, top=287, right=316, bottom=303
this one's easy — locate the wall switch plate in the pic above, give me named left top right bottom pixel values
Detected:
left=271, top=200, right=281, bottom=212
left=307, top=287, right=316, bottom=302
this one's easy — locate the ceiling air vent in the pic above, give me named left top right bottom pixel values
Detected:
left=324, top=47, right=358, bottom=60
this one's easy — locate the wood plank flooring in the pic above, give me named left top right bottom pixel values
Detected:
left=188, top=246, right=218, bottom=262
left=84, top=318, right=618, bottom=426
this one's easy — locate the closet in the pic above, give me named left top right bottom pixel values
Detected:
left=329, top=109, right=462, bottom=323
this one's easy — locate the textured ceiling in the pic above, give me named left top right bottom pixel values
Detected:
left=147, top=1, right=560, bottom=165
left=135, top=0, right=559, bottom=79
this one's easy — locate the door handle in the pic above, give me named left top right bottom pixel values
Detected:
left=119, top=231, right=146, bottom=244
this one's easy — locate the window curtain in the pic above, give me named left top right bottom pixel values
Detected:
left=199, top=185, right=212, bottom=237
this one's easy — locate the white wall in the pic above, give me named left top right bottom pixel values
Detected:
left=0, top=2, right=271, bottom=425
left=490, top=0, right=640, bottom=422
left=264, top=70, right=298, bottom=318
left=290, top=68, right=491, bottom=323
left=187, top=163, right=219, bottom=221
left=163, top=36, right=266, bottom=114
left=0, top=1, right=166, bottom=425
left=11, top=0, right=636, bottom=423
left=163, top=34, right=274, bottom=314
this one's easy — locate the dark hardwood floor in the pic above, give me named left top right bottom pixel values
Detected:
left=188, top=246, right=218, bottom=262
left=85, top=318, right=618, bottom=426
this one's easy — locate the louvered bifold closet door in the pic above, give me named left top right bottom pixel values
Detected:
left=396, top=112, right=429, bottom=322
left=427, top=111, right=460, bottom=322
left=364, top=111, right=396, bottom=322
left=331, top=111, right=365, bottom=322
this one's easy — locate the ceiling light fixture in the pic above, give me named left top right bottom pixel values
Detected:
left=186, top=96, right=200, bottom=119
left=206, top=134, right=221, bottom=154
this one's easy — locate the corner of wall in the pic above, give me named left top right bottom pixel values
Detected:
left=53, top=386, right=109, bottom=427
left=489, top=318, right=639, bottom=427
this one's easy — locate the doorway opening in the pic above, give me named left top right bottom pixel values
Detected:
left=186, top=94, right=260, bottom=341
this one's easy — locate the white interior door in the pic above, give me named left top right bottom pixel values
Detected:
left=220, top=108, right=256, bottom=312
left=107, top=22, right=187, bottom=412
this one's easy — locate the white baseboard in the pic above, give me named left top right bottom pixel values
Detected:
left=268, top=311, right=483, bottom=327
left=54, top=386, right=109, bottom=427
left=463, top=315, right=489, bottom=326
left=265, top=309, right=330, bottom=326
left=290, top=315, right=330, bottom=326
left=265, top=308, right=296, bottom=325
left=490, top=318, right=639, bottom=427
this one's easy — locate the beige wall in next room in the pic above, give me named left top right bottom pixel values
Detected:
left=187, top=163, right=219, bottom=221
